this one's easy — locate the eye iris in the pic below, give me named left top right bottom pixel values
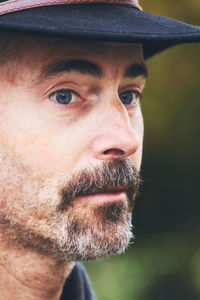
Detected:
left=120, top=91, right=135, bottom=105
left=55, top=90, right=72, bottom=104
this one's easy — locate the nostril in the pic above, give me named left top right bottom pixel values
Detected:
left=103, top=149, right=125, bottom=156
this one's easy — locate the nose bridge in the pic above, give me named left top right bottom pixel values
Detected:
left=103, top=98, right=134, bottom=135
left=90, top=95, right=141, bottom=160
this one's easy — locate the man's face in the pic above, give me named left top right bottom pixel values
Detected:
left=0, top=34, right=146, bottom=261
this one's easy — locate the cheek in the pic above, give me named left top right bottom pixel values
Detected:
left=0, top=115, right=85, bottom=218
left=13, top=126, right=83, bottom=179
left=133, top=107, right=144, bottom=138
left=129, top=107, right=144, bottom=169
left=0, top=99, right=83, bottom=179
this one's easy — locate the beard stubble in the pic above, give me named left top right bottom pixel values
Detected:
left=0, top=158, right=141, bottom=262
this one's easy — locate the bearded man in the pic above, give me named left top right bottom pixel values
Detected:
left=0, top=0, right=199, bottom=299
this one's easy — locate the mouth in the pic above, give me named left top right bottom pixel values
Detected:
left=74, top=186, right=128, bottom=205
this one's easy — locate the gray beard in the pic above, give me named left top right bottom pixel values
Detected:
left=0, top=158, right=140, bottom=262
left=0, top=202, right=133, bottom=262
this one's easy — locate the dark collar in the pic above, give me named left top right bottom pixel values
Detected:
left=60, top=263, right=97, bottom=300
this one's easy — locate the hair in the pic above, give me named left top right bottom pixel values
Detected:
left=0, top=30, right=36, bottom=84
left=0, top=30, right=21, bottom=64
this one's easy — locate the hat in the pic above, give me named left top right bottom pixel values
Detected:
left=0, top=0, right=199, bottom=58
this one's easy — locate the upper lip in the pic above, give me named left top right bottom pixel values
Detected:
left=90, top=185, right=129, bottom=194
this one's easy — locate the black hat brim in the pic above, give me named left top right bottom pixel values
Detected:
left=0, top=3, right=199, bottom=59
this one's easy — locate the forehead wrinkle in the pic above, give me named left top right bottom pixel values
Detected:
left=46, top=39, right=142, bottom=55
left=42, top=39, right=143, bottom=64
left=44, top=41, right=116, bottom=59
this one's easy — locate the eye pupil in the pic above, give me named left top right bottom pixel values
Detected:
left=120, top=91, right=135, bottom=105
left=55, top=90, right=72, bottom=104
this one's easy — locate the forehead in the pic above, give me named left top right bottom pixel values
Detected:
left=19, top=34, right=144, bottom=64
left=2, top=33, right=145, bottom=85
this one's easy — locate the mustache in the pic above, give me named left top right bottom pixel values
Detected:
left=58, top=159, right=142, bottom=210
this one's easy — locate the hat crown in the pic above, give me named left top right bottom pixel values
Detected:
left=0, top=0, right=142, bottom=16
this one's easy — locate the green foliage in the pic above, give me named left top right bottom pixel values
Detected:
left=85, top=233, right=200, bottom=300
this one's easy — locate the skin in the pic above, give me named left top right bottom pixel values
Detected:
left=0, top=34, right=146, bottom=299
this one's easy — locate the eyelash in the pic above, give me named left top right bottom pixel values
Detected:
left=49, top=89, right=82, bottom=105
left=49, top=89, right=142, bottom=107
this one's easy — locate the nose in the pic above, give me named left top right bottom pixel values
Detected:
left=90, top=102, right=142, bottom=161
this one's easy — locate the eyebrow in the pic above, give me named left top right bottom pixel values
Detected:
left=40, top=59, right=148, bottom=80
left=42, top=59, right=102, bottom=78
left=124, top=62, right=149, bottom=79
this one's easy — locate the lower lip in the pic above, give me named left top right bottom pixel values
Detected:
left=75, top=191, right=127, bottom=204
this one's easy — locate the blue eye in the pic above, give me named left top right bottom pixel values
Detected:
left=119, top=91, right=140, bottom=105
left=50, top=90, right=77, bottom=104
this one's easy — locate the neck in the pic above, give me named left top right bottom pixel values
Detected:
left=0, top=245, right=74, bottom=300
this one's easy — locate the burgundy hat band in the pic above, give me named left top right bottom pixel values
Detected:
left=0, top=0, right=142, bottom=16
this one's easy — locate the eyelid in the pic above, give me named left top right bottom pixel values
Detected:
left=42, top=81, right=80, bottom=98
left=119, top=84, right=142, bottom=94
left=49, top=88, right=79, bottom=98
left=119, top=89, right=142, bottom=100
left=133, top=90, right=142, bottom=100
left=48, top=89, right=83, bottom=108
left=118, top=90, right=142, bottom=111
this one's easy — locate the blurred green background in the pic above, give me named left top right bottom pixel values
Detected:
left=84, top=1, right=200, bottom=299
